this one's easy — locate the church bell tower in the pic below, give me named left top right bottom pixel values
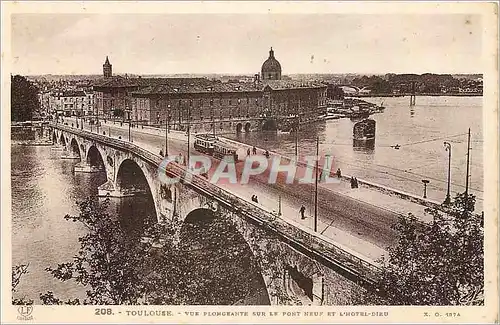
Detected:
left=103, top=56, right=112, bottom=78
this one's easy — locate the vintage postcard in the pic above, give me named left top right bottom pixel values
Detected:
left=1, top=1, right=498, bottom=324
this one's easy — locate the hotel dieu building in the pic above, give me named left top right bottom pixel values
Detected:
left=93, top=48, right=328, bottom=133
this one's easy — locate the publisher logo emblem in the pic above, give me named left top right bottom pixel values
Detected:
left=17, top=305, right=33, bottom=321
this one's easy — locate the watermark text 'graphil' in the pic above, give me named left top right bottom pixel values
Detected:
left=157, top=155, right=341, bottom=186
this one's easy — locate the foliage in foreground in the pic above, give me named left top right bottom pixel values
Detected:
left=12, top=264, right=33, bottom=305
left=373, top=192, right=484, bottom=305
left=11, top=75, right=39, bottom=122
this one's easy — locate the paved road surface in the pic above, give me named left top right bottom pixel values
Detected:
left=61, top=119, right=401, bottom=258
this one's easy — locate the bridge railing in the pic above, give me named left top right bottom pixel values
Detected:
left=52, top=123, right=382, bottom=285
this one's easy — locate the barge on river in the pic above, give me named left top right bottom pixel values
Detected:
left=353, top=119, right=376, bottom=141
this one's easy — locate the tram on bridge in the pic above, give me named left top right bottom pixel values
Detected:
left=194, top=134, right=217, bottom=155
left=194, top=134, right=239, bottom=162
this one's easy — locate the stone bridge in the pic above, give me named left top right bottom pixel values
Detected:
left=51, top=124, right=382, bottom=305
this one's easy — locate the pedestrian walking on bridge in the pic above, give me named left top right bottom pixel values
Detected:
left=300, top=205, right=306, bottom=219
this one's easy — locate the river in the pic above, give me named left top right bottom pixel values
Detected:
left=11, top=145, right=101, bottom=302
left=228, top=96, right=483, bottom=211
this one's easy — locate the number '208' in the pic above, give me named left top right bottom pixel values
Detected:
left=95, top=308, right=113, bottom=315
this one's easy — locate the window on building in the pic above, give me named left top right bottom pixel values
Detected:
left=190, top=99, right=193, bottom=107
left=229, top=99, right=232, bottom=105
left=238, top=98, right=241, bottom=105
left=210, top=99, right=213, bottom=106
left=199, top=99, right=203, bottom=107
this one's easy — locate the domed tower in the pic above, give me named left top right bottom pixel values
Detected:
left=103, top=56, right=112, bottom=78
left=261, top=47, right=282, bottom=80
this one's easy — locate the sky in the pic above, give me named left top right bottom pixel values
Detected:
left=10, top=13, right=482, bottom=76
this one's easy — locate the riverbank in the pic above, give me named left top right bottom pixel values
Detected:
left=351, top=92, right=482, bottom=98
left=12, top=139, right=53, bottom=146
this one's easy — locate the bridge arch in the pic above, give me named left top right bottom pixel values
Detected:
left=86, top=145, right=106, bottom=172
left=244, top=122, right=251, bottom=132
left=236, top=123, right=243, bottom=133
left=69, top=138, right=82, bottom=160
left=115, top=158, right=158, bottom=221
left=59, top=133, right=67, bottom=147
left=180, top=208, right=271, bottom=305
left=339, top=85, right=360, bottom=94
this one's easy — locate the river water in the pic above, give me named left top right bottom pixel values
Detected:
left=229, top=96, right=483, bottom=211
left=11, top=145, right=101, bottom=302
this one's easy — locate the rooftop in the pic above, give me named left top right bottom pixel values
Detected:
left=130, top=79, right=326, bottom=96
left=52, top=90, right=87, bottom=97
left=93, top=76, right=213, bottom=89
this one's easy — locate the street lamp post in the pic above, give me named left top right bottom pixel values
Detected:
left=278, top=195, right=282, bottom=217
left=127, top=112, right=131, bottom=142
left=187, top=105, right=191, bottom=168
left=295, top=114, right=299, bottom=159
left=128, top=119, right=131, bottom=141
left=165, top=105, right=171, bottom=157
left=422, top=179, right=430, bottom=199
left=96, top=104, right=99, bottom=134
left=211, top=105, right=216, bottom=137
left=443, top=142, right=452, bottom=205
left=314, top=137, right=319, bottom=232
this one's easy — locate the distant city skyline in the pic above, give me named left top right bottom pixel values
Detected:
left=11, top=13, right=482, bottom=76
